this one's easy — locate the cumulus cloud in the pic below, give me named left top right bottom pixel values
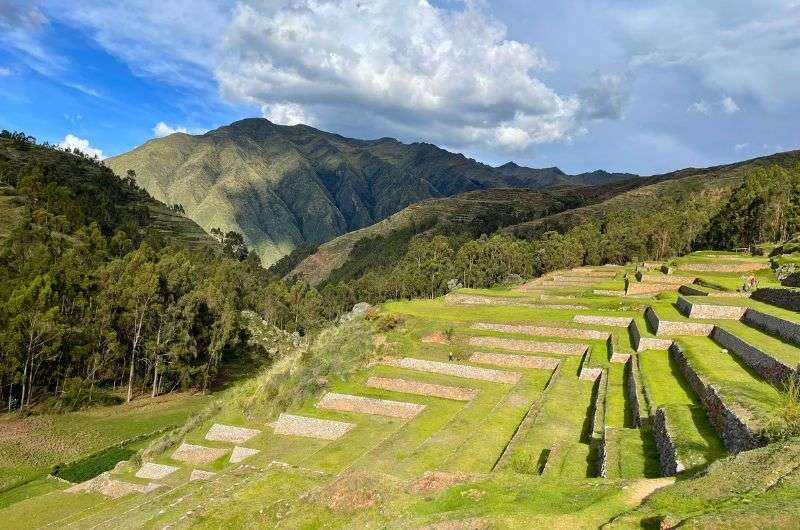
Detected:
left=153, top=121, right=189, bottom=137
left=720, top=96, right=741, bottom=114
left=735, top=142, right=750, bottom=150
left=579, top=73, right=631, bottom=120
left=261, top=102, right=316, bottom=126
left=58, top=133, right=105, bottom=159
left=215, top=0, right=584, bottom=152
left=689, top=100, right=710, bottom=114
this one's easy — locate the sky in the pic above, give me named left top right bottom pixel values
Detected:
left=0, top=0, right=798, bottom=175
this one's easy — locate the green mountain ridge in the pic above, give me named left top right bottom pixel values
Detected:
left=106, top=118, right=637, bottom=266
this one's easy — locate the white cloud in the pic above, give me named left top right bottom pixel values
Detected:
left=689, top=100, right=710, bottom=114
left=58, top=133, right=105, bottom=160
left=0, top=67, right=11, bottom=76
left=720, top=96, right=740, bottom=114
left=153, top=121, right=188, bottom=137
left=215, top=0, right=585, bottom=152
left=735, top=142, right=750, bottom=150
left=614, top=1, right=800, bottom=109
left=261, top=102, right=316, bottom=126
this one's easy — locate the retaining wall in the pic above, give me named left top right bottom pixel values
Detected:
left=752, top=288, right=800, bottom=312
left=677, top=297, right=748, bottom=319
left=645, top=307, right=714, bottom=336
left=679, top=285, right=708, bottom=297
left=637, top=273, right=697, bottom=285
left=678, top=262, right=768, bottom=273
left=625, top=357, right=641, bottom=427
left=668, top=342, right=766, bottom=454
left=628, top=319, right=673, bottom=352
left=626, top=281, right=681, bottom=295
left=652, top=408, right=684, bottom=476
left=711, top=327, right=795, bottom=385
left=743, top=309, right=800, bottom=347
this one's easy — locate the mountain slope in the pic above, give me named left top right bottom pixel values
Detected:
left=106, top=118, right=636, bottom=266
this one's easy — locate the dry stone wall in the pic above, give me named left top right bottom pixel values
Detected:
left=679, top=285, right=708, bottom=297
left=317, top=392, right=426, bottom=418
left=711, top=327, right=796, bottom=385
left=470, top=351, right=560, bottom=370
left=677, top=297, right=747, bottom=319
left=626, top=281, right=679, bottom=295
left=625, top=357, right=642, bottom=427
left=668, top=342, right=766, bottom=453
left=743, top=309, right=800, bottom=347
left=574, top=315, right=633, bottom=327
left=679, top=262, right=767, bottom=273
left=637, top=273, right=697, bottom=285
left=387, top=357, right=522, bottom=384
left=645, top=307, right=714, bottom=336
left=752, top=288, right=800, bottom=312
left=468, top=336, right=588, bottom=356
left=365, top=376, right=478, bottom=401
left=471, top=322, right=609, bottom=340
left=652, top=408, right=684, bottom=476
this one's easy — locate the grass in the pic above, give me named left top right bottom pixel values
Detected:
left=721, top=321, right=800, bottom=367
left=0, top=392, right=210, bottom=492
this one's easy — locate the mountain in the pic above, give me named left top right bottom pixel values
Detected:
left=291, top=149, right=800, bottom=285
left=105, top=118, right=637, bottom=266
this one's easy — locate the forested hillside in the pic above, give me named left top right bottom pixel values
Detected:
left=311, top=150, right=800, bottom=313
left=106, top=118, right=637, bottom=266
left=0, top=132, right=329, bottom=411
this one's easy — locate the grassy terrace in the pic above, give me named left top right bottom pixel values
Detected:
left=638, top=349, right=726, bottom=473
left=676, top=336, right=783, bottom=427
left=719, top=321, right=800, bottom=368
left=685, top=295, right=800, bottom=324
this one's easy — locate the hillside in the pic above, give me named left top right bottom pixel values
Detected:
left=5, top=251, right=800, bottom=528
left=290, top=178, right=650, bottom=285
left=105, top=118, right=637, bottom=266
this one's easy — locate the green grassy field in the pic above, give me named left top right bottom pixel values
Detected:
left=2, top=252, right=799, bottom=528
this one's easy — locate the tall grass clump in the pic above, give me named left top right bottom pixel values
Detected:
left=767, top=377, right=800, bottom=441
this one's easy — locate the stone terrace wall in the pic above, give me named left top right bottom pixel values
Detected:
left=626, top=281, right=680, bottom=295
left=679, top=285, right=708, bottom=297
left=668, top=342, right=766, bottom=453
left=752, top=288, right=800, bottom=312
left=637, top=273, right=697, bottom=285
left=628, top=320, right=673, bottom=352
left=679, top=262, right=767, bottom=273
left=652, top=408, right=684, bottom=476
left=711, top=327, right=795, bottom=385
left=646, top=307, right=714, bottom=336
left=678, top=297, right=748, bottom=319
left=625, top=357, right=641, bottom=427
left=744, top=309, right=800, bottom=347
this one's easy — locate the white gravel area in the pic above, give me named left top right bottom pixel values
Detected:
left=366, top=376, right=478, bottom=401
left=385, top=357, right=521, bottom=384
left=316, top=392, right=426, bottom=418
left=205, top=423, right=262, bottom=444
left=272, top=413, right=355, bottom=440
left=135, top=462, right=179, bottom=480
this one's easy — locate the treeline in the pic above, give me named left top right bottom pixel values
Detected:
left=0, top=132, right=328, bottom=410
left=320, top=164, right=800, bottom=309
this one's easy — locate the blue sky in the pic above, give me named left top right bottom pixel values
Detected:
left=1, top=0, right=798, bottom=175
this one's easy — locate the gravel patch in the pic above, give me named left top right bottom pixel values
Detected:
left=468, top=336, right=588, bottom=355
left=67, top=472, right=161, bottom=498
left=469, top=351, right=559, bottom=370
left=384, top=357, right=521, bottom=384
left=272, top=413, right=354, bottom=440
left=171, top=443, right=229, bottom=465
left=205, top=423, right=262, bottom=444
left=573, top=315, right=633, bottom=327
left=366, top=376, right=477, bottom=401
left=472, top=322, right=609, bottom=340
left=189, top=469, right=217, bottom=482
left=135, top=462, right=179, bottom=480
left=230, top=446, right=261, bottom=463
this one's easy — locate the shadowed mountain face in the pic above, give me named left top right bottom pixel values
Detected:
left=106, top=118, right=637, bottom=266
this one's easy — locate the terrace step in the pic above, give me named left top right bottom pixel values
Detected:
left=469, top=351, right=560, bottom=370
left=468, top=336, right=589, bottom=356
left=645, top=307, right=714, bottom=337
left=676, top=296, right=747, bottom=319
left=471, top=322, right=610, bottom=340
left=710, top=325, right=799, bottom=385
left=271, top=413, right=355, bottom=440
left=316, top=392, right=426, bottom=418
left=365, top=375, right=478, bottom=401
left=382, top=357, right=522, bottom=384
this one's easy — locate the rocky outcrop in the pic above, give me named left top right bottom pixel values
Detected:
left=711, top=327, right=796, bottom=385
left=652, top=408, right=684, bottom=476
left=743, top=309, right=800, bottom=347
left=668, top=342, right=767, bottom=454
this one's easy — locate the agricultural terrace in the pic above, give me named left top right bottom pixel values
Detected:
left=2, top=252, right=799, bottom=528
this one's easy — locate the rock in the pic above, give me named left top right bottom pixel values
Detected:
left=447, top=278, right=463, bottom=291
